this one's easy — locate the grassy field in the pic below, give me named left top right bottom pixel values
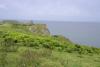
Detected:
left=2, top=47, right=100, bottom=67
left=0, top=21, right=100, bottom=67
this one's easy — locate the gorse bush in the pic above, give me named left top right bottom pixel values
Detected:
left=0, top=31, right=100, bottom=55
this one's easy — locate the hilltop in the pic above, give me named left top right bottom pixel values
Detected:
left=0, top=20, right=50, bottom=35
left=0, top=20, right=100, bottom=67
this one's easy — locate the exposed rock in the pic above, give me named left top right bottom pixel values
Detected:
left=29, top=24, right=50, bottom=35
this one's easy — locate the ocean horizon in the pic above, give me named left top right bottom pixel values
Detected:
left=34, top=21, right=100, bottom=47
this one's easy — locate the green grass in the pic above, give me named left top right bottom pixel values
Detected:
left=2, top=47, right=100, bottom=67
left=0, top=21, right=100, bottom=67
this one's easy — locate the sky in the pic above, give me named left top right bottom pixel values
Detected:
left=0, top=0, right=100, bottom=22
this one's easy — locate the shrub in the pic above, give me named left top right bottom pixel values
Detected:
left=18, top=49, right=40, bottom=67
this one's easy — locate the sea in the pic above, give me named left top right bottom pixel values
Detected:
left=35, top=21, right=100, bottom=47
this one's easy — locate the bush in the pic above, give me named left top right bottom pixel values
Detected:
left=18, top=49, right=40, bottom=67
left=0, top=31, right=100, bottom=55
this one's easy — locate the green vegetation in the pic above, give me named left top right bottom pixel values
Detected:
left=0, top=21, right=100, bottom=67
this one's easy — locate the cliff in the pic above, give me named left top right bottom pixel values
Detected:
left=0, top=20, right=50, bottom=35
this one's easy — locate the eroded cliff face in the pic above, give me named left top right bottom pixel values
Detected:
left=29, top=24, right=50, bottom=35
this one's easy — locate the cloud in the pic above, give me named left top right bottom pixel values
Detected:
left=0, top=4, right=7, bottom=9
left=0, top=0, right=100, bottom=21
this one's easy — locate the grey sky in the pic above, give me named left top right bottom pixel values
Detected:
left=0, top=0, right=100, bottom=22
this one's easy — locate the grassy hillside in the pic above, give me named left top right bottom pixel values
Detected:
left=0, top=21, right=100, bottom=67
left=0, top=20, right=50, bottom=35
